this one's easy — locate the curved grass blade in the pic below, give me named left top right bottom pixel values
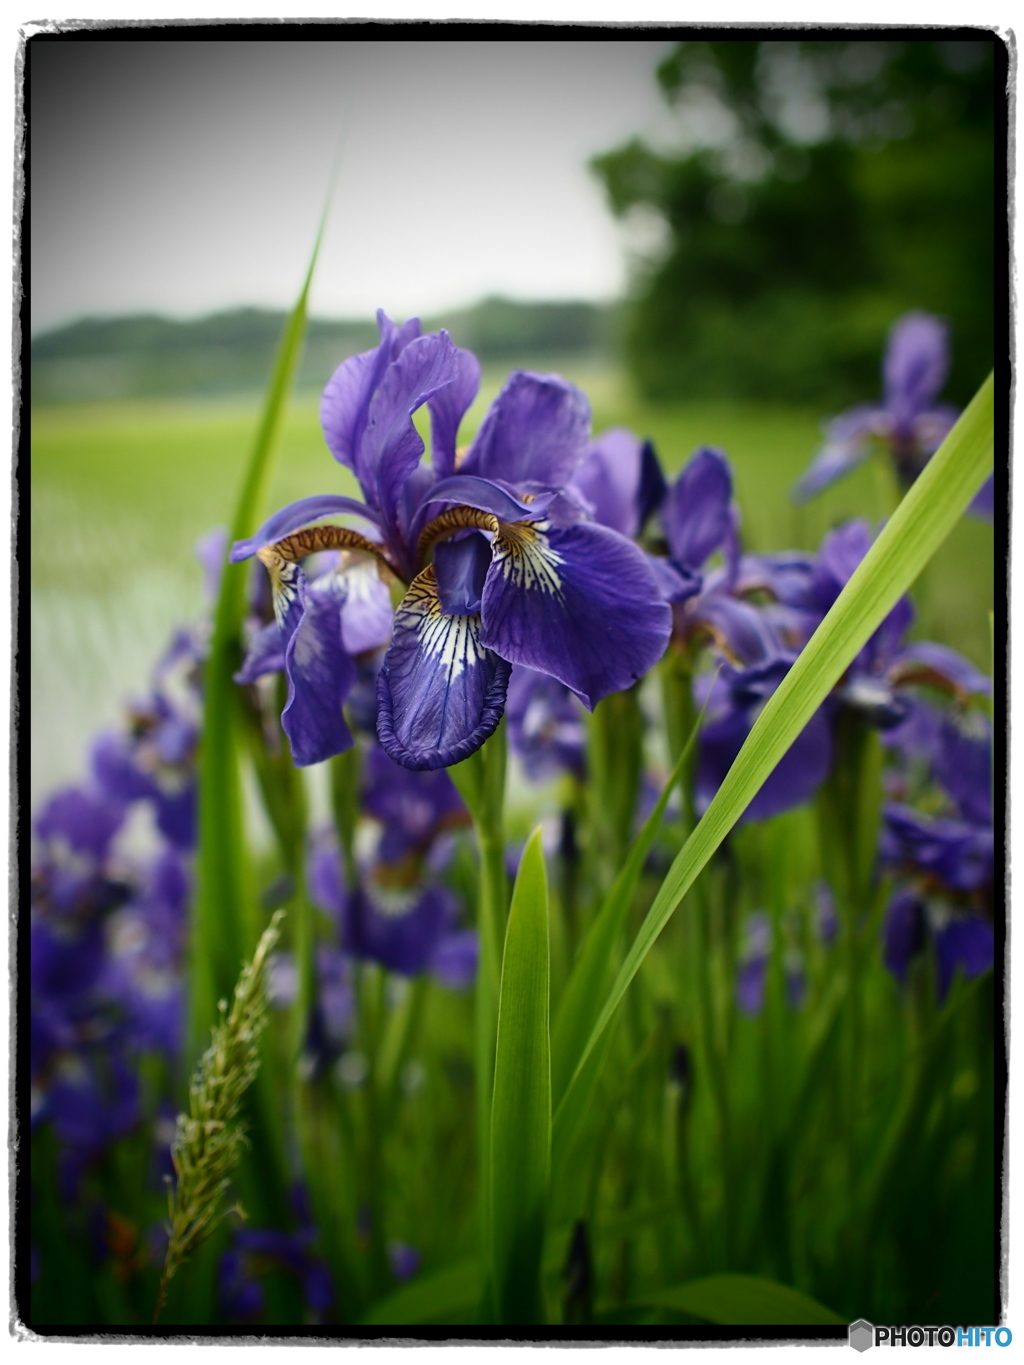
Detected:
left=490, top=827, right=551, bottom=1325
left=555, top=372, right=993, bottom=1146
left=637, top=1274, right=844, bottom=1326
left=189, top=198, right=333, bottom=1054
left=360, top=1260, right=482, bottom=1326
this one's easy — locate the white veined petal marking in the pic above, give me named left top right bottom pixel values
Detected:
left=257, top=548, right=303, bottom=630
left=493, top=520, right=564, bottom=599
left=406, top=567, right=487, bottom=682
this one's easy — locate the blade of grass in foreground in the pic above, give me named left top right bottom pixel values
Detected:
left=636, top=1274, right=844, bottom=1326
left=489, top=827, right=551, bottom=1325
left=189, top=203, right=331, bottom=1056
left=554, top=372, right=994, bottom=1151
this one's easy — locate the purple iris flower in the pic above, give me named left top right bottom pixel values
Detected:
left=750, top=520, right=989, bottom=731
left=655, top=447, right=783, bottom=669
left=504, top=427, right=666, bottom=783
left=695, top=657, right=835, bottom=823
left=231, top=311, right=671, bottom=770
left=880, top=710, right=994, bottom=999
left=100, top=848, right=190, bottom=1057
left=308, top=744, right=476, bottom=982
left=792, top=311, right=963, bottom=505
left=505, top=664, right=586, bottom=783
left=646, top=448, right=824, bottom=823
left=219, top=1210, right=334, bottom=1321
left=389, top=1242, right=422, bottom=1283
left=90, top=628, right=205, bottom=851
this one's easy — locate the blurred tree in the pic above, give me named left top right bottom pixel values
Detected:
left=592, top=38, right=1000, bottom=405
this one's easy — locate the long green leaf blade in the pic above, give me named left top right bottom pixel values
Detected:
left=639, top=1274, right=845, bottom=1325
left=189, top=200, right=332, bottom=1054
left=490, top=826, right=551, bottom=1324
left=556, top=372, right=993, bottom=1140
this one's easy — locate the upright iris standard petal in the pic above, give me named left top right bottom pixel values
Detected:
left=662, top=447, right=734, bottom=571
left=570, top=428, right=665, bottom=539
left=935, top=712, right=992, bottom=826
left=376, top=567, right=512, bottom=771
left=427, top=346, right=481, bottom=481
left=320, top=310, right=421, bottom=483
left=479, top=519, right=671, bottom=709
left=883, top=311, right=950, bottom=433
left=362, top=331, right=459, bottom=527
left=460, top=371, right=591, bottom=490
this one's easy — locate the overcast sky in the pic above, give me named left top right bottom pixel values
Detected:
left=29, top=36, right=680, bottom=333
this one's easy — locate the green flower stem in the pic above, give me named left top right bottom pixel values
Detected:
left=585, top=685, right=644, bottom=892
left=660, top=648, right=699, bottom=835
left=379, top=974, right=430, bottom=1127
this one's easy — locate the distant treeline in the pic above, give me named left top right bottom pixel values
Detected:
left=30, top=297, right=620, bottom=404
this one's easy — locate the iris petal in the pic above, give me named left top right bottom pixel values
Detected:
left=883, top=312, right=950, bottom=429
left=696, top=699, right=833, bottom=823
left=308, top=558, right=394, bottom=657
left=362, top=331, right=459, bottom=527
left=428, top=346, right=481, bottom=480
left=259, top=554, right=356, bottom=766
left=479, top=520, right=671, bottom=709
left=570, top=428, right=656, bottom=538
left=235, top=621, right=285, bottom=683
left=461, top=370, right=591, bottom=489
left=376, top=568, right=511, bottom=771
left=320, top=313, right=406, bottom=478
left=434, top=532, right=492, bottom=616
left=280, top=584, right=356, bottom=766
left=231, top=495, right=384, bottom=563
left=792, top=408, right=881, bottom=504
left=412, top=474, right=553, bottom=545
left=662, top=447, right=733, bottom=570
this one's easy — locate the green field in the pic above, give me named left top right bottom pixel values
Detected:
left=30, top=362, right=993, bottom=803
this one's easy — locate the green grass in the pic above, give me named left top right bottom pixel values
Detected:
left=30, top=363, right=993, bottom=802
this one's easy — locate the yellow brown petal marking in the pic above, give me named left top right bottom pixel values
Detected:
left=491, top=520, right=565, bottom=599
left=271, top=524, right=392, bottom=567
left=417, top=506, right=499, bottom=559
left=256, top=547, right=304, bottom=629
